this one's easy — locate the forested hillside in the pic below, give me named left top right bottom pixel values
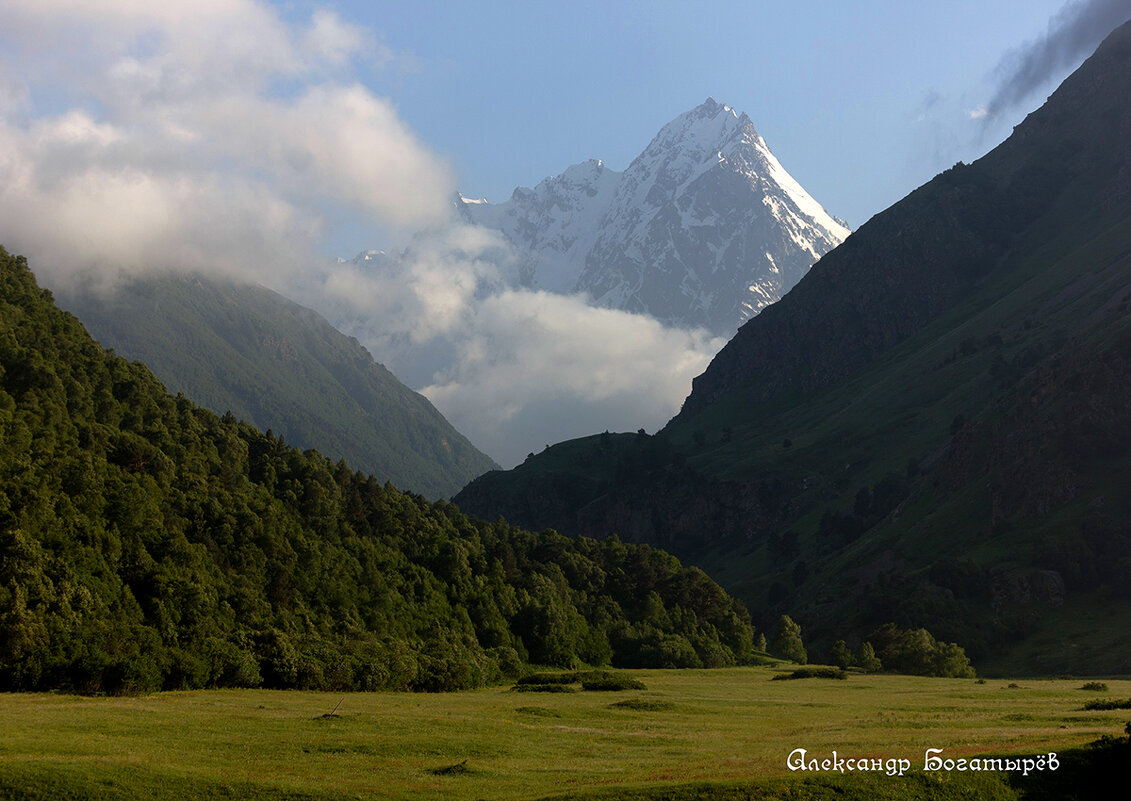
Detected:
left=60, top=276, right=498, bottom=500
left=0, top=247, right=755, bottom=694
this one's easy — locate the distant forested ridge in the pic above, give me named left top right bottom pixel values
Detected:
left=60, top=274, right=498, bottom=500
left=0, top=248, right=755, bottom=693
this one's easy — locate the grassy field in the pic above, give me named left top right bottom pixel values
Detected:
left=1, top=667, right=1128, bottom=800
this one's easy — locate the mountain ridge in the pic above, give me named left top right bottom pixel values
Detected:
left=458, top=98, right=849, bottom=334
left=678, top=23, right=1131, bottom=420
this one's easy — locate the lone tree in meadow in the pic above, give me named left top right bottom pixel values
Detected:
left=771, top=615, right=807, bottom=664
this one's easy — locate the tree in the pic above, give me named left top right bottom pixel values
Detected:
left=866, top=624, right=973, bottom=677
left=857, top=642, right=882, bottom=673
left=829, top=639, right=854, bottom=669
left=771, top=615, right=807, bottom=664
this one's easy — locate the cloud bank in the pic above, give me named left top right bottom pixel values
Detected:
left=314, top=230, right=726, bottom=466
left=0, top=0, right=724, bottom=467
left=986, top=0, right=1131, bottom=117
left=420, top=289, right=727, bottom=464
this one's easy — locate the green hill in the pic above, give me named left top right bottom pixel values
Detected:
left=454, top=21, right=1131, bottom=675
left=59, top=275, right=496, bottom=500
left=0, top=247, right=756, bottom=694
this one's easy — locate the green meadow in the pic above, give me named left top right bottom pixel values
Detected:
left=1, top=667, right=1128, bottom=800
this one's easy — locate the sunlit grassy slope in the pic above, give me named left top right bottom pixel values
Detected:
left=2, top=668, right=1128, bottom=800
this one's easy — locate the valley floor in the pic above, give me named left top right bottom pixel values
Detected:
left=0, top=667, right=1127, bottom=800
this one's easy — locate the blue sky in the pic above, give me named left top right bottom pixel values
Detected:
left=308, top=0, right=1085, bottom=244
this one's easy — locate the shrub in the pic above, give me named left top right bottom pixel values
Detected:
left=1083, top=698, right=1131, bottom=711
left=1080, top=682, right=1109, bottom=692
left=608, top=699, right=675, bottom=711
left=771, top=667, right=848, bottom=681
left=510, top=683, right=577, bottom=693
left=516, top=671, right=579, bottom=685
left=579, top=671, right=646, bottom=691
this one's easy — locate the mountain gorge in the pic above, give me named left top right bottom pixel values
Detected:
left=455, top=21, right=1131, bottom=675
left=459, top=98, right=849, bottom=335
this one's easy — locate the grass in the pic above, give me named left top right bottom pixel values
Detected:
left=1, top=667, right=1129, bottom=800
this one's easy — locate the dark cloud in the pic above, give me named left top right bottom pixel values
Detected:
left=987, top=0, right=1131, bottom=117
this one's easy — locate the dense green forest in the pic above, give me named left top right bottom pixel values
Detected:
left=0, top=247, right=755, bottom=694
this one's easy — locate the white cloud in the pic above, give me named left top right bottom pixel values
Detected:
left=309, top=229, right=726, bottom=466
left=966, top=106, right=990, bottom=120
left=417, top=289, right=726, bottom=466
left=305, top=9, right=370, bottom=68
left=0, top=0, right=451, bottom=290
left=0, top=0, right=726, bottom=471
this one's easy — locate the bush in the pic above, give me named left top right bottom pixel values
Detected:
left=608, top=699, right=675, bottom=711
left=1083, top=698, right=1131, bottom=711
left=516, top=671, right=579, bottom=685
left=510, top=683, right=577, bottom=693
left=579, top=671, right=646, bottom=691
left=1080, top=682, right=1109, bottom=692
left=771, top=667, right=848, bottom=681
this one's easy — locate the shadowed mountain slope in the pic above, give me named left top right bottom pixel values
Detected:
left=454, top=21, right=1131, bottom=674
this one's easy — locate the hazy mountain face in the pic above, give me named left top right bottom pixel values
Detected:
left=459, top=98, right=849, bottom=336
left=61, top=274, right=499, bottom=499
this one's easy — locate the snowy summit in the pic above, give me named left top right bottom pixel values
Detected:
left=459, top=98, right=850, bottom=334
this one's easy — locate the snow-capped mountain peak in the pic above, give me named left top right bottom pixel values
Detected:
left=458, top=99, right=849, bottom=333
